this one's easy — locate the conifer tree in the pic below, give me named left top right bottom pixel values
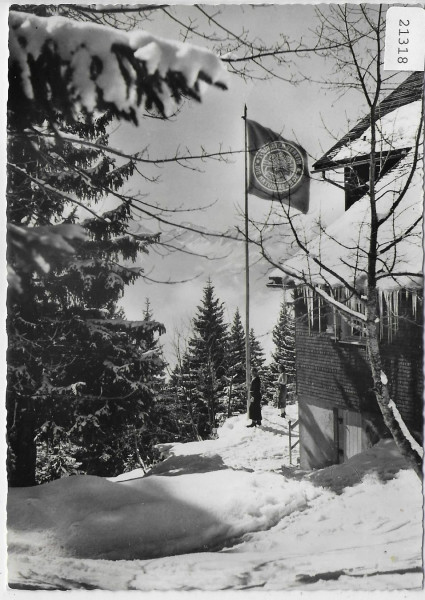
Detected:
left=249, top=328, right=267, bottom=373
left=167, top=358, right=208, bottom=441
left=269, top=299, right=296, bottom=402
left=249, top=328, right=273, bottom=404
left=225, top=308, right=246, bottom=416
left=7, top=107, right=162, bottom=484
left=117, top=298, right=169, bottom=473
left=143, top=298, right=154, bottom=327
left=185, top=280, right=229, bottom=433
left=7, top=8, right=227, bottom=485
left=142, top=298, right=163, bottom=355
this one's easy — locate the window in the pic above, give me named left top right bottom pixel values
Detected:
left=335, top=311, right=367, bottom=343
left=296, top=287, right=330, bottom=334
left=344, top=150, right=408, bottom=210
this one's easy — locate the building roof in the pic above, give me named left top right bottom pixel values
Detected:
left=272, top=162, right=423, bottom=292
left=312, top=72, right=424, bottom=172
left=269, top=89, right=423, bottom=293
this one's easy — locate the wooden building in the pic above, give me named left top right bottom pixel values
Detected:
left=269, top=72, right=423, bottom=469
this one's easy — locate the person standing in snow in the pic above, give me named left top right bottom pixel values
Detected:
left=247, top=368, right=262, bottom=427
left=277, top=364, right=288, bottom=418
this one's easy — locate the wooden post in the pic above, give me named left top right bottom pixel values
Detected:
left=288, top=419, right=300, bottom=466
left=289, top=419, right=292, bottom=465
left=243, top=104, right=251, bottom=416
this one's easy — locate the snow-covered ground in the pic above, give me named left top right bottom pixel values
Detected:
left=7, top=405, right=424, bottom=592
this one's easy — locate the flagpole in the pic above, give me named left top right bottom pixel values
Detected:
left=243, top=104, right=251, bottom=417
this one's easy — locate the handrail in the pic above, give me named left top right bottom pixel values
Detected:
left=288, top=419, right=300, bottom=466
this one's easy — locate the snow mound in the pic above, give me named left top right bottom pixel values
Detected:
left=308, top=438, right=413, bottom=494
left=7, top=406, right=423, bottom=591
left=8, top=466, right=321, bottom=562
left=225, top=469, right=422, bottom=591
left=7, top=406, right=306, bottom=566
left=150, top=404, right=300, bottom=474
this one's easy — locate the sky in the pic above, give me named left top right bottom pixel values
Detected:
left=5, top=3, right=416, bottom=364
left=3, top=4, right=424, bottom=598
left=107, top=3, right=365, bottom=364
left=7, top=404, right=423, bottom=592
left=6, top=2, right=402, bottom=368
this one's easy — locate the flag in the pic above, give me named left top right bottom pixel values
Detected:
left=247, top=119, right=310, bottom=213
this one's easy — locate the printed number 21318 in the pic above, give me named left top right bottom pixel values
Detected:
left=397, top=19, right=410, bottom=64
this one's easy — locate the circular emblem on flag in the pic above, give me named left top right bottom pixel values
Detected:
left=253, top=140, right=305, bottom=194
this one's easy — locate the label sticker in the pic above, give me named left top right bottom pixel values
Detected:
left=384, top=6, right=425, bottom=71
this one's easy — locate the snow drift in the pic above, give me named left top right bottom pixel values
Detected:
left=7, top=406, right=423, bottom=591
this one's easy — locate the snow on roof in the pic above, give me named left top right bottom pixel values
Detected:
left=332, top=100, right=422, bottom=162
left=275, top=147, right=423, bottom=292
left=313, top=72, right=423, bottom=171
left=271, top=89, right=424, bottom=293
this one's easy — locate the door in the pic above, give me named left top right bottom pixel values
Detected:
left=334, top=408, right=363, bottom=463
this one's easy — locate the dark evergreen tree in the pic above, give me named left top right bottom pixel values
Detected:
left=110, top=298, right=170, bottom=473
left=7, top=8, right=227, bottom=485
left=185, top=280, right=229, bottom=434
left=140, top=299, right=167, bottom=370
left=269, top=299, right=296, bottom=404
left=249, top=328, right=274, bottom=404
left=7, top=110, right=154, bottom=483
left=225, top=308, right=246, bottom=416
left=167, top=358, right=208, bottom=441
left=249, top=328, right=267, bottom=372
left=7, top=58, right=160, bottom=486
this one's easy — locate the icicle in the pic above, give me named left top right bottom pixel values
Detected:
left=393, top=290, right=399, bottom=333
left=412, top=291, right=417, bottom=319
left=383, top=291, right=391, bottom=342
left=383, top=290, right=399, bottom=342
left=378, top=289, right=384, bottom=340
left=333, top=307, right=337, bottom=341
left=309, top=290, right=314, bottom=328
left=318, top=295, right=321, bottom=332
left=302, top=286, right=313, bottom=334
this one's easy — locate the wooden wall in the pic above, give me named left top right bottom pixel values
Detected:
left=295, top=296, right=423, bottom=468
left=294, top=299, right=423, bottom=432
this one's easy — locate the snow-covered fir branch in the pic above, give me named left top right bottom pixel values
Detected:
left=9, top=10, right=229, bottom=122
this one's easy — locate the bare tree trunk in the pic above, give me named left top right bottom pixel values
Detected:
left=227, top=376, right=233, bottom=418
left=365, top=301, right=422, bottom=478
left=186, top=397, right=202, bottom=441
left=132, top=427, right=148, bottom=473
left=363, top=25, right=422, bottom=480
left=207, top=360, right=217, bottom=431
left=8, top=395, right=37, bottom=487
